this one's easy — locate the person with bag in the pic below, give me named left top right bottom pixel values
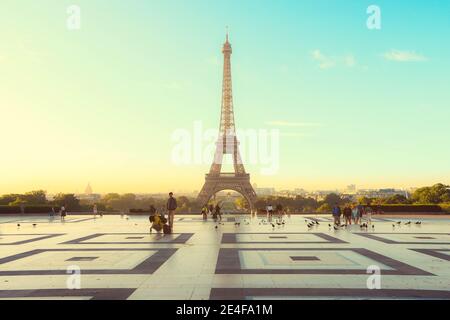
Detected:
left=150, top=213, right=164, bottom=233
left=166, top=192, right=177, bottom=231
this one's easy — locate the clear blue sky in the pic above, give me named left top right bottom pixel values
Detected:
left=0, top=0, right=449, bottom=193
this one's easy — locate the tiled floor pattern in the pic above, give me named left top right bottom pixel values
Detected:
left=0, top=214, right=449, bottom=300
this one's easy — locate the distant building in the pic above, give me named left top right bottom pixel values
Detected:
left=356, top=188, right=409, bottom=199
left=255, top=188, right=276, bottom=196
left=346, top=184, right=356, bottom=193
left=85, top=183, right=93, bottom=195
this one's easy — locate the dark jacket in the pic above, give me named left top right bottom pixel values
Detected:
left=167, top=197, right=177, bottom=211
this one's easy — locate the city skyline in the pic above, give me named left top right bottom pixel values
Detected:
left=1, top=0, right=450, bottom=194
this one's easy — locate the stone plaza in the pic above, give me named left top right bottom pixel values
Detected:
left=0, top=214, right=449, bottom=300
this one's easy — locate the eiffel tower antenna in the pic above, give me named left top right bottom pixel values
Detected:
left=197, top=33, right=257, bottom=211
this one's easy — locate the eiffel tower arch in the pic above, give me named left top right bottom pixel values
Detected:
left=197, top=32, right=257, bottom=211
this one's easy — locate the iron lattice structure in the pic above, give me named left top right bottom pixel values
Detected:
left=197, top=34, right=257, bottom=209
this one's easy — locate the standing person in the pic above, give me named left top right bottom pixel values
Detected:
left=266, top=204, right=274, bottom=222
left=93, top=204, right=98, bottom=218
left=276, top=204, right=283, bottom=219
left=166, top=192, right=177, bottom=231
left=201, top=205, right=208, bottom=221
left=343, top=204, right=352, bottom=225
left=208, top=204, right=214, bottom=216
left=365, top=205, right=373, bottom=224
left=60, top=205, right=67, bottom=222
left=355, top=204, right=364, bottom=225
left=351, top=204, right=359, bottom=225
left=332, top=203, right=341, bottom=225
left=215, top=203, right=222, bottom=222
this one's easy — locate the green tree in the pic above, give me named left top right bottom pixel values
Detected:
left=317, top=203, right=332, bottom=213
left=412, top=183, right=450, bottom=204
left=323, top=193, right=342, bottom=206
left=384, top=194, right=411, bottom=204
left=52, top=194, right=81, bottom=211
left=0, top=194, right=21, bottom=205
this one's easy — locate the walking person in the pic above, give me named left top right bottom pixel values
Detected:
left=215, top=203, right=222, bottom=222
left=351, top=204, right=359, bottom=225
left=365, top=205, right=373, bottom=224
left=208, top=204, right=214, bottom=217
left=332, top=203, right=341, bottom=226
left=60, top=205, right=67, bottom=222
left=276, top=204, right=283, bottom=219
left=343, top=204, right=352, bottom=225
left=93, top=204, right=98, bottom=218
left=201, top=205, right=208, bottom=221
left=267, top=204, right=274, bottom=222
left=166, top=192, right=177, bottom=231
left=355, top=204, right=364, bottom=225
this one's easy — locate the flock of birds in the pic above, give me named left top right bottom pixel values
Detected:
left=211, top=217, right=423, bottom=232
left=11, top=216, right=422, bottom=232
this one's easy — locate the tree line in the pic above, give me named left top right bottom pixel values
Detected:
left=1, top=183, right=448, bottom=213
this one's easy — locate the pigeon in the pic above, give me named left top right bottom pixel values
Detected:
left=405, top=221, right=411, bottom=225
left=333, top=225, right=339, bottom=231
left=415, top=221, right=422, bottom=225
left=17, top=223, right=21, bottom=227
left=215, top=225, right=218, bottom=229
left=328, top=224, right=332, bottom=228
left=315, top=221, right=320, bottom=225
left=32, top=223, right=37, bottom=227
left=271, top=223, right=275, bottom=228
left=397, top=221, right=402, bottom=225
left=392, top=224, right=396, bottom=228
left=372, top=225, right=375, bottom=229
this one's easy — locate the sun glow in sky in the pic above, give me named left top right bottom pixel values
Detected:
left=1, top=0, right=449, bottom=194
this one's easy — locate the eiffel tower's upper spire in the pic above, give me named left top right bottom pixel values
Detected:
left=222, top=27, right=232, bottom=54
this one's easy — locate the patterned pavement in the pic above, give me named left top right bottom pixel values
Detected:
left=0, top=214, right=449, bottom=300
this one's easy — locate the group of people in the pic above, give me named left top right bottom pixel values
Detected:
left=50, top=205, right=68, bottom=221
left=149, top=192, right=178, bottom=234
left=332, top=203, right=374, bottom=226
left=266, top=203, right=285, bottom=221
left=201, top=203, right=222, bottom=222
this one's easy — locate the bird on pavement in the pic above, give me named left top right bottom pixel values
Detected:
left=32, top=224, right=37, bottom=227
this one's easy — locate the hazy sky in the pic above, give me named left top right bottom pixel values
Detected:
left=1, top=0, right=449, bottom=194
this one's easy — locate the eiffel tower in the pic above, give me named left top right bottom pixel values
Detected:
left=197, top=32, right=257, bottom=210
